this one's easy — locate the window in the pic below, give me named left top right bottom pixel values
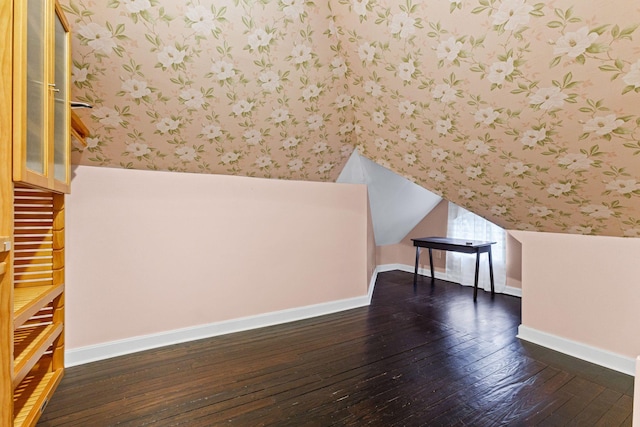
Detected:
left=445, top=203, right=506, bottom=293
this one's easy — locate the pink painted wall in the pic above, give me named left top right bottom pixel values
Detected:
left=65, top=166, right=369, bottom=349
left=377, top=199, right=449, bottom=273
left=510, top=231, right=640, bottom=360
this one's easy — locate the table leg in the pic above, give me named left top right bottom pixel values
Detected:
left=488, top=247, right=495, bottom=295
left=428, top=248, right=434, bottom=282
left=413, top=247, right=420, bottom=287
left=474, top=251, right=480, bottom=302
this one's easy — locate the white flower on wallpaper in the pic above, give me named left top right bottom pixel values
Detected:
left=282, top=0, right=305, bottom=19
left=487, top=58, right=514, bottom=85
left=121, top=79, right=151, bottom=99
left=232, top=100, right=254, bottom=116
left=428, top=170, right=447, bottom=182
left=122, top=0, right=150, bottom=14
left=623, top=60, right=640, bottom=88
left=247, top=29, right=273, bottom=52
left=201, top=124, right=222, bottom=140
left=466, top=140, right=490, bottom=155
left=211, top=61, right=235, bottom=81
left=389, top=13, right=416, bottom=39
left=436, top=37, right=463, bottom=63
left=432, top=84, right=456, bottom=103
left=92, top=107, right=123, bottom=128
left=547, top=182, right=573, bottom=197
left=288, top=159, right=304, bottom=171
left=583, top=115, right=623, bottom=136
left=302, top=84, right=322, bottom=100
left=175, top=146, right=197, bottom=162
left=459, top=188, right=475, bottom=199
left=529, top=206, right=553, bottom=218
left=558, top=153, right=592, bottom=171
left=157, top=46, right=186, bottom=69
left=64, top=0, right=640, bottom=237
left=364, top=80, right=382, bottom=97
left=271, top=109, right=289, bottom=124
left=474, top=108, right=499, bottom=126
left=494, top=185, right=517, bottom=198
left=520, top=128, right=547, bottom=147
left=553, top=27, right=598, bottom=58
left=606, top=179, right=640, bottom=195
left=77, top=23, right=116, bottom=53
left=431, top=148, right=448, bottom=161
left=398, top=100, right=416, bottom=116
left=397, top=60, right=416, bottom=81
left=358, top=43, right=375, bottom=62
left=185, top=6, right=217, bottom=36
left=259, top=71, right=281, bottom=92
left=243, top=130, right=263, bottom=146
left=352, top=0, right=368, bottom=17
left=581, top=205, right=613, bottom=219
left=180, top=89, right=205, bottom=109
left=126, top=142, right=150, bottom=157
left=504, top=162, right=529, bottom=177
left=220, top=152, right=240, bottom=165
left=334, top=94, right=352, bottom=109
left=492, top=0, right=533, bottom=31
left=72, top=65, right=89, bottom=84
left=312, top=142, right=328, bottom=153
left=528, top=87, right=567, bottom=110
left=156, top=118, right=180, bottom=134
left=435, top=119, right=452, bottom=135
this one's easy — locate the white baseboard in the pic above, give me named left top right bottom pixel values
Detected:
left=65, top=294, right=370, bottom=367
left=377, top=263, right=522, bottom=298
left=517, top=325, right=635, bottom=376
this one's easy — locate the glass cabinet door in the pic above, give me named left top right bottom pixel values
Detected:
left=53, top=5, right=70, bottom=191
left=14, top=0, right=72, bottom=193
left=25, top=0, right=47, bottom=176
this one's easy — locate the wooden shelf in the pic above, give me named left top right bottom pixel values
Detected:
left=13, top=361, right=63, bottom=427
left=70, top=110, right=89, bottom=148
left=13, top=285, right=64, bottom=329
left=13, top=323, right=63, bottom=388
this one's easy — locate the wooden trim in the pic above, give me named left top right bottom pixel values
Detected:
left=0, top=0, right=14, bottom=424
left=53, top=1, right=71, bottom=194
left=70, top=110, right=89, bottom=138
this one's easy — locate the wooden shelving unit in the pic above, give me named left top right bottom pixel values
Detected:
left=13, top=360, right=64, bottom=427
left=5, top=188, right=67, bottom=426
left=1, top=0, right=80, bottom=424
left=13, top=285, right=64, bottom=328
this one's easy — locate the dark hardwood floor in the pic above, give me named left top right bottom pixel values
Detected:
left=38, top=270, right=634, bottom=426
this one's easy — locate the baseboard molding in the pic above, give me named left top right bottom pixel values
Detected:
left=377, top=263, right=522, bottom=298
left=517, top=325, right=635, bottom=376
left=66, top=264, right=519, bottom=367
left=66, top=294, right=370, bottom=367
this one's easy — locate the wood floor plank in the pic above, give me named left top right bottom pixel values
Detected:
left=37, top=271, right=634, bottom=426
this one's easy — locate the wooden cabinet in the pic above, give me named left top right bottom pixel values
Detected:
left=13, top=0, right=71, bottom=194
left=1, top=0, right=78, bottom=425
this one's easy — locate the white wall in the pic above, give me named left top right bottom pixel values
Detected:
left=65, top=166, right=371, bottom=364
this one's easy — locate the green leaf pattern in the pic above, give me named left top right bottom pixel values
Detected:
left=63, top=0, right=640, bottom=237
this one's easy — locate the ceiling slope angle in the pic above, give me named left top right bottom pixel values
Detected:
left=337, top=150, right=442, bottom=246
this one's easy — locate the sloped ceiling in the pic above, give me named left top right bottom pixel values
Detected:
left=64, top=0, right=640, bottom=237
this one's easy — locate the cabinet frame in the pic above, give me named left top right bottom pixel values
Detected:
left=13, top=0, right=71, bottom=194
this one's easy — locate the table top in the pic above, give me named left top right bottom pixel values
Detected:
left=411, top=236, right=496, bottom=248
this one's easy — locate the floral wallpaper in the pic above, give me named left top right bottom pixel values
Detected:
left=63, top=0, right=640, bottom=237
left=64, top=0, right=355, bottom=181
